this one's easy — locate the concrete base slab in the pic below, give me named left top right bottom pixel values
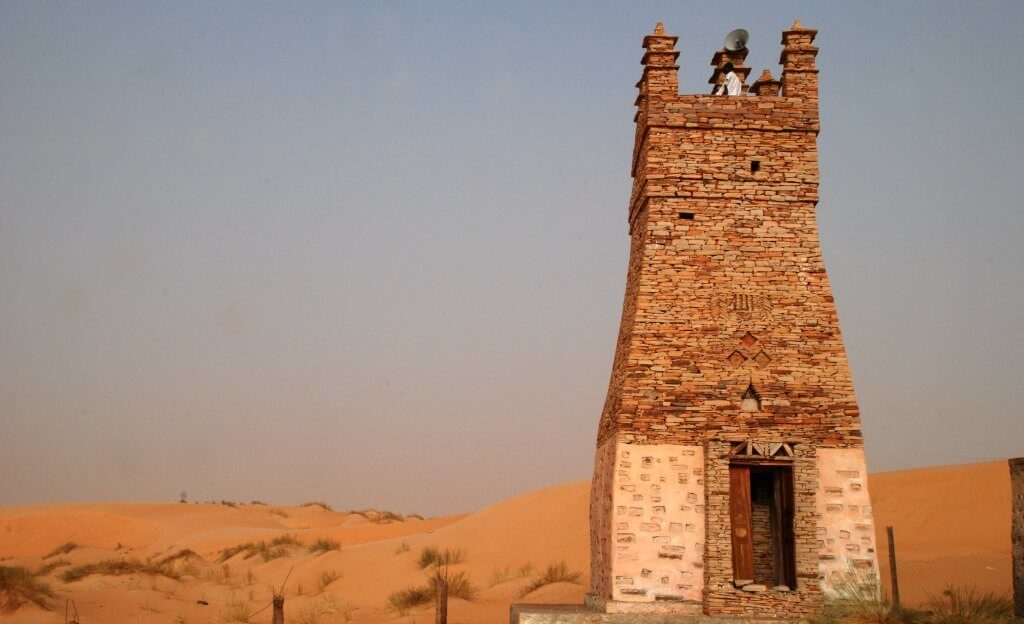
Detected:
left=511, top=604, right=806, bottom=624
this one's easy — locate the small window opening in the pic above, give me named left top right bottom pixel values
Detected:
left=740, top=384, right=761, bottom=412
left=750, top=160, right=761, bottom=173
left=729, top=465, right=796, bottom=590
left=678, top=212, right=695, bottom=220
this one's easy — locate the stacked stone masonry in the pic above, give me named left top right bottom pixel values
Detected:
left=1011, top=458, right=1023, bottom=619
left=750, top=477, right=776, bottom=584
left=587, top=21, right=878, bottom=621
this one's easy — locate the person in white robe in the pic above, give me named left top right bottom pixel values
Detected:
left=714, top=62, right=742, bottom=96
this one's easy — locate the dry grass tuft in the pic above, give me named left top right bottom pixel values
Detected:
left=809, top=573, right=1015, bottom=624
left=387, top=569, right=476, bottom=615
left=156, top=549, right=201, bottom=566
left=204, top=563, right=235, bottom=585
left=178, top=559, right=202, bottom=578
left=371, top=510, right=405, bottom=523
left=488, top=562, right=534, bottom=587
left=926, top=587, right=1014, bottom=624
left=387, top=584, right=432, bottom=615
left=309, top=537, right=341, bottom=553
left=60, top=559, right=180, bottom=583
left=293, top=598, right=338, bottom=624
left=317, top=569, right=342, bottom=592
left=430, top=570, right=476, bottom=600
left=518, top=561, right=582, bottom=598
left=34, top=559, right=71, bottom=576
left=218, top=593, right=252, bottom=623
left=218, top=534, right=304, bottom=562
left=302, top=501, right=333, bottom=512
left=417, top=546, right=465, bottom=569
left=42, top=542, right=78, bottom=559
left=394, top=541, right=411, bottom=555
left=0, top=566, right=54, bottom=613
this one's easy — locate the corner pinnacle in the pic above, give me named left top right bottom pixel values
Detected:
left=758, top=68, right=775, bottom=81
left=791, top=19, right=803, bottom=30
left=653, top=22, right=666, bottom=35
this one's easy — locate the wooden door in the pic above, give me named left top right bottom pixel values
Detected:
left=729, top=466, right=754, bottom=582
left=773, top=467, right=796, bottom=588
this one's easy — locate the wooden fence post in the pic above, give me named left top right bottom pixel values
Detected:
left=271, top=593, right=285, bottom=624
left=886, top=526, right=900, bottom=612
left=435, top=574, right=449, bottom=624
left=1010, top=458, right=1024, bottom=619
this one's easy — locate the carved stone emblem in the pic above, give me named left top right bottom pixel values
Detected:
left=709, top=292, right=773, bottom=323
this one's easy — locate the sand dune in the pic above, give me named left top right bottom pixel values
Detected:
left=869, top=460, right=1012, bottom=606
left=0, top=460, right=1013, bottom=623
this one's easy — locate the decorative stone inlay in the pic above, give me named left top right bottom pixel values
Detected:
left=710, top=292, right=774, bottom=324
left=729, top=440, right=795, bottom=460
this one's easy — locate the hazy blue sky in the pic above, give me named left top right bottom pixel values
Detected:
left=2, top=1, right=1022, bottom=516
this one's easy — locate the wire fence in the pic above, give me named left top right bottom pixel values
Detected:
left=877, top=526, right=1014, bottom=609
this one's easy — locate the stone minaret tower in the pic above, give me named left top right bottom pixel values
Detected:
left=587, top=22, right=878, bottom=620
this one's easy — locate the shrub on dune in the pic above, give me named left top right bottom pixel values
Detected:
left=417, top=546, right=465, bottom=569
left=429, top=570, right=475, bottom=600
left=518, top=561, right=582, bottom=598
left=60, top=559, right=179, bottom=583
left=309, top=537, right=341, bottom=553
left=488, top=562, right=535, bottom=587
left=42, top=542, right=78, bottom=559
left=387, top=585, right=433, bottom=614
left=317, top=569, right=342, bottom=591
left=220, top=593, right=253, bottom=622
left=387, top=569, right=476, bottom=615
left=371, top=510, right=405, bottom=523
left=218, top=534, right=304, bottom=562
left=155, top=548, right=201, bottom=566
left=0, top=566, right=54, bottom=613
left=34, top=559, right=71, bottom=577
left=270, top=534, right=303, bottom=548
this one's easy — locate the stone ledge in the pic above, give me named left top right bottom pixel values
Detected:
left=585, top=593, right=703, bottom=615
left=511, top=604, right=806, bottom=624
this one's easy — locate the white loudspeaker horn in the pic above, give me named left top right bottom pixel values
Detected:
left=724, top=28, right=749, bottom=51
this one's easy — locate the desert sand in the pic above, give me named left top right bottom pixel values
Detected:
left=0, top=460, right=1013, bottom=623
